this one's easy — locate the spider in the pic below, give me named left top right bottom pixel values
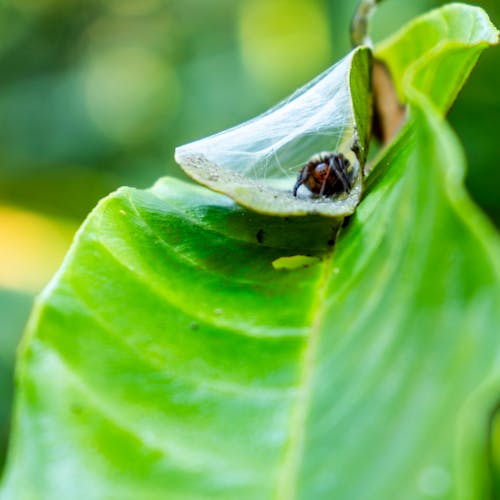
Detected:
left=293, top=152, right=352, bottom=197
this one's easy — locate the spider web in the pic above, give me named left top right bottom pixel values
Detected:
left=175, top=50, right=366, bottom=217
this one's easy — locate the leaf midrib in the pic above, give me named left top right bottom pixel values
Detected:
left=274, top=243, right=337, bottom=500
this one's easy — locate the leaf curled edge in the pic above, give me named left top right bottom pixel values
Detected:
left=175, top=47, right=372, bottom=219
left=375, top=3, right=498, bottom=112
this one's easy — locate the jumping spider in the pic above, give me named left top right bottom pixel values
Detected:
left=293, top=152, right=352, bottom=197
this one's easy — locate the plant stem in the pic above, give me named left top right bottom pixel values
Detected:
left=350, top=0, right=382, bottom=47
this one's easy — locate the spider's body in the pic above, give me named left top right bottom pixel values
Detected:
left=293, top=152, right=352, bottom=197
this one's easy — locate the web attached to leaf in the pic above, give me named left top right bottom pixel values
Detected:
left=175, top=51, right=364, bottom=217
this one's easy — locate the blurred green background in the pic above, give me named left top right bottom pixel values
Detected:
left=0, top=0, right=498, bottom=471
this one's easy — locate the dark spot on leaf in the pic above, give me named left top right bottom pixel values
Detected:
left=189, top=322, right=198, bottom=330
left=327, top=239, right=335, bottom=246
left=256, top=229, right=264, bottom=243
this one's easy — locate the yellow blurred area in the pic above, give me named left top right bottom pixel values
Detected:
left=83, top=46, right=180, bottom=144
left=239, top=0, right=333, bottom=92
left=0, top=206, right=77, bottom=293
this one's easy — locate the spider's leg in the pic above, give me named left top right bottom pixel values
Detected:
left=339, top=156, right=353, bottom=190
left=333, top=156, right=351, bottom=190
left=293, top=169, right=305, bottom=196
left=319, top=172, right=329, bottom=196
left=330, top=155, right=351, bottom=192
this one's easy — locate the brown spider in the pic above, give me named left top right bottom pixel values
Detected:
left=293, top=152, right=352, bottom=197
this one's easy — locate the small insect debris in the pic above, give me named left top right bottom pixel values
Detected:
left=293, top=151, right=353, bottom=198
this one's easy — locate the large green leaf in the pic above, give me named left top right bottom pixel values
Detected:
left=2, top=107, right=499, bottom=497
left=2, top=3, right=499, bottom=500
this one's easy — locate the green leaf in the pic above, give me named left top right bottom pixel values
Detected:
left=2, top=4, right=499, bottom=500
left=1, top=179, right=339, bottom=499
left=175, top=46, right=371, bottom=218
left=375, top=3, right=498, bottom=112
left=2, top=97, right=499, bottom=497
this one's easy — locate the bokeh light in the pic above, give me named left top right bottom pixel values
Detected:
left=83, top=47, right=180, bottom=145
left=239, top=0, right=333, bottom=94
